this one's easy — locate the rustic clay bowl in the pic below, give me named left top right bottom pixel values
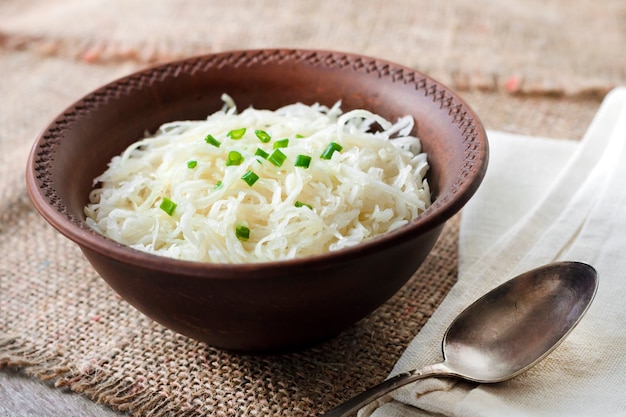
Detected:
left=26, top=49, right=488, bottom=352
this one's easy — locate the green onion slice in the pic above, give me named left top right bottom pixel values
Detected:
left=226, top=150, right=244, bottom=166
left=241, top=170, right=259, bottom=186
left=205, top=134, right=221, bottom=147
left=187, top=160, right=198, bottom=169
left=295, top=201, right=313, bottom=210
left=227, top=128, right=246, bottom=139
left=255, top=148, right=269, bottom=159
left=159, top=197, right=177, bottom=216
left=295, top=133, right=305, bottom=138
left=255, top=129, right=271, bottom=143
left=320, top=142, right=343, bottom=160
left=268, top=149, right=287, bottom=167
left=235, top=224, right=250, bottom=241
left=294, top=154, right=312, bottom=168
left=273, top=138, right=289, bottom=149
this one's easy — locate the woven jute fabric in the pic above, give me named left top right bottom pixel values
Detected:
left=1, top=0, right=625, bottom=97
left=0, top=0, right=622, bottom=415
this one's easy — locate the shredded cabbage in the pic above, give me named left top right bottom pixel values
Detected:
left=84, top=95, right=430, bottom=263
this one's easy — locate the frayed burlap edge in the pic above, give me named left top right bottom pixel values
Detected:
left=0, top=335, right=74, bottom=386
left=0, top=335, right=180, bottom=415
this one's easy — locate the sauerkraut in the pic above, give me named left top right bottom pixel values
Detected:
left=84, top=95, right=430, bottom=263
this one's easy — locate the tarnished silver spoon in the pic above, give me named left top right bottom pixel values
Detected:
left=321, top=261, right=598, bottom=417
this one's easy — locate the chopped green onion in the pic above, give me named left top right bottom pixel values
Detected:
left=320, top=142, right=343, bottom=160
left=268, top=149, right=287, bottom=167
left=235, top=224, right=250, bottom=241
left=205, top=134, right=221, bottom=147
left=226, top=150, right=244, bottom=166
left=255, top=129, right=271, bottom=143
left=214, top=180, right=223, bottom=189
left=241, top=170, right=260, bottom=187
left=227, top=127, right=246, bottom=139
left=159, top=197, right=177, bottom=216
left=255, top=148, right=269, bottom=159
left=295, top=133, right=305, bottom=138
left=295, top=201, right=313, bottom=210
left=273, top=138, right=289, bottom=149
left=187, top=160, right=198, bottom=169
left=294, top=154, right=312, bottom=168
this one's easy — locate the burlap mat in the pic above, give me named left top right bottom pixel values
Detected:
left=1, top=1, right=622, bottom=416
left=2, top=0, right=625, bottom=98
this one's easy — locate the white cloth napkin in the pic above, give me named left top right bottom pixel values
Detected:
left=361, top=87, right=626, bottom=417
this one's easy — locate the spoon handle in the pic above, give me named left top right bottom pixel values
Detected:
left=319, top=362, right=451, bottom=417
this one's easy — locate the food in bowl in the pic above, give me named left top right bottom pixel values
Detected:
left=84, top=94, right=431, bottom=263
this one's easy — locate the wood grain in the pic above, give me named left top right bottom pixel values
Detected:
left=0, top=369, right=128, bottom=417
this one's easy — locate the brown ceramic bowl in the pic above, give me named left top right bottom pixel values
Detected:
left=26, top=49, right=488, bottom=352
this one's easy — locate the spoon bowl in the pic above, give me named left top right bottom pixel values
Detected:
left=321, top=261, right=598, bottom=416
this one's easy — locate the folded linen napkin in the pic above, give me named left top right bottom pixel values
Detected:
left=361, top=87, right=626, bottom=417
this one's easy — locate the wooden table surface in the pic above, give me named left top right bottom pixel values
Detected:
left=1, top=368, right=127, bottom=417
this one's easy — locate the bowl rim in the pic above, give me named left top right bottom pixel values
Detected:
left=25, top=48, right=488, bottom=278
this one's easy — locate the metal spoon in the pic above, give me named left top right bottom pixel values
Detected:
left=321, top=261, right=598, bottom=417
